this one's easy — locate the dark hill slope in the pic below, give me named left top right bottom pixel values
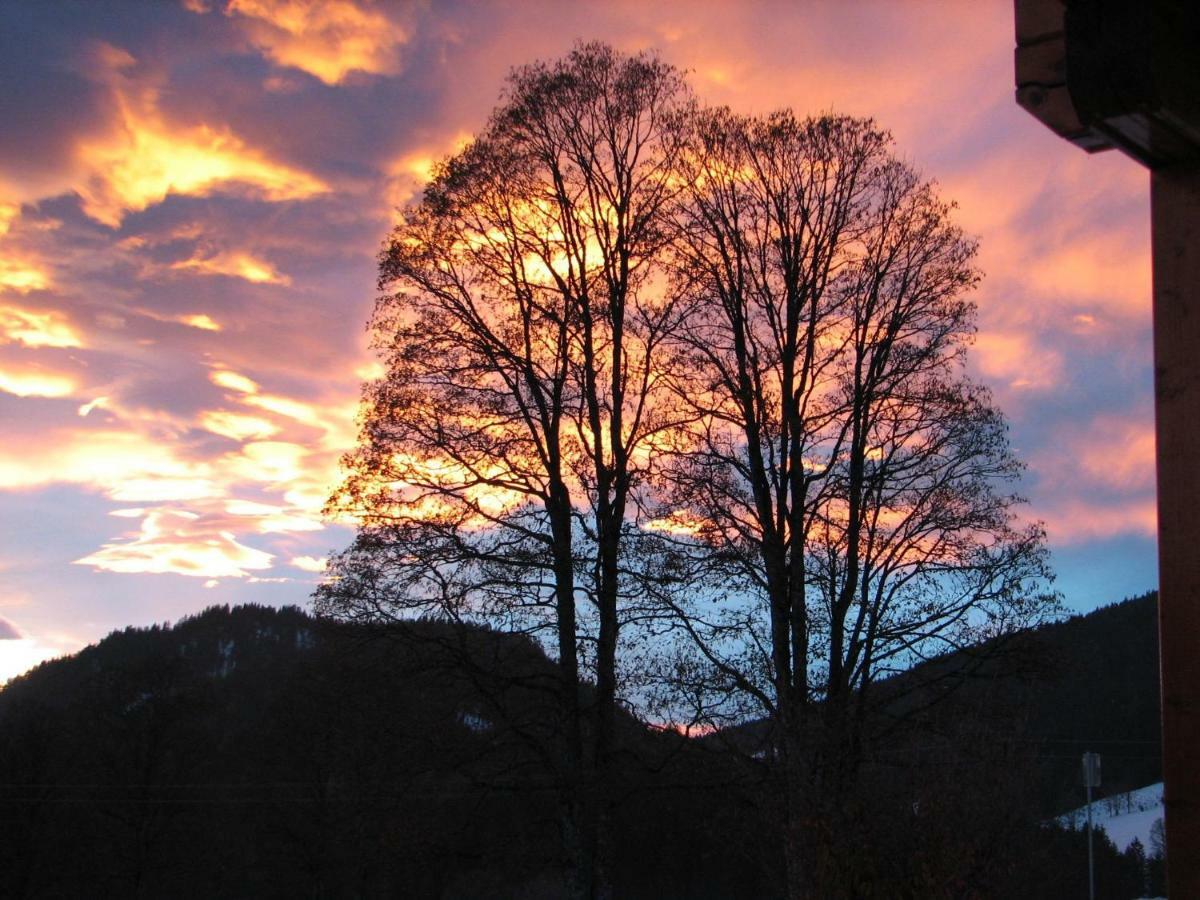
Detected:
left=707, top=592, right=1162, bottom=819
left=909, top=591, right=1162, bottom=814
left=0, top=594, right=1163, bottom=898
left=0, top=605, right=763, bottom=899
left=1014, top=591, right=1161, bottom=811
left=880, top=591, right=1161, bottom=816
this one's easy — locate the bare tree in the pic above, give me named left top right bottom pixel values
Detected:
left=316, top=44, right=689, bottom=899
left=648, top=109, right=1057, bottom=898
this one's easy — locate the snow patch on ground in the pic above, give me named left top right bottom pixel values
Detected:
left=1059, top=782, right=1164, bottom=852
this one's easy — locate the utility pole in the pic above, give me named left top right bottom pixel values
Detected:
left=1083, top=751, right=1101, bottom=900
left=1014, top=2, right=1200, bottom=894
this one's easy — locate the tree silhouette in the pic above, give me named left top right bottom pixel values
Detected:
left=644, top=109, right=1058, bottom=897
left=319, top=46, right=1058, bottom=900
left=317, top=43, right=690, bottom=899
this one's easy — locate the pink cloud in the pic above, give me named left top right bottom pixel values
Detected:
left=0, top=0, right=1160, bottom=671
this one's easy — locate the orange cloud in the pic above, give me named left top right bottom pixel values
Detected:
left=1024, top=231, right=1151, bottom=316
left=0, top=202, right=18, bottom=237
left=1037, top=498, right=1158, bottom=545
left=221, top=440, right=307, bottom=484
left=170, top=249, right=290, bottom=285
left=243, top=392, right=322, bottom=425
left=643, top=511, right=710, bottom=538
left=1024, top=407, right=1157, bottom=545
left=199, top=409, right=279, bottom=441
left=95, top=303, right=224, bottom=334
left=387, top=133, right=473, bottom=207
left=1073, top=415, right=1157, bottom=493
left=0, top=629, right=83, bottom=685
left=75, top=507, right=275, bottom=577
left=0, top=429, right=216, bottom=496
left=75, top=42, right=328, bottom=226
left=179, top=313, right=222, bottom=331
left=0, top=364, right=77, bottom=398
left=290, top=554, right=326, bottom=572
left=0, top=255, right=50, bottom=293
left=224, top=498, right=322, bottom=532
left=971, top=330, right=1063, bottom=391
left=109, top=477, right=222, bottom=503
left=220, top=0, right=409, bottom=85
left=78, top=396, right=109, bottom=416
left=211, top=369, right=260, bottom=394
left=206, top=366, right=356, bottom=445
left=947, top=146, right=1149, bottom=329
left=0, top=304, right=82, bottom=348
left=0, top=364, right=355, bottom=568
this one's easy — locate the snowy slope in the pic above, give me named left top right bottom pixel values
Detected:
left=1058, top=782, right=1164, bottom=852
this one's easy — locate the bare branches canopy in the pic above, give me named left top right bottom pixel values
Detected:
left=317, top=42, right=1058, bottom=900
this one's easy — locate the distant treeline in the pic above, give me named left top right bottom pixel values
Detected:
left=0, top=593, right=1163, bottom=898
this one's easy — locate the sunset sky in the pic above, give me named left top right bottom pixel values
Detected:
left=0, top=0, right=1156, bottom=682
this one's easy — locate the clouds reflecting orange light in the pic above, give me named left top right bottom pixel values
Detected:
left=170, top=250, right=290, bottom=285
left=972, top=330, right=1063, bottom=391
left=0, top=365, right=77, bottom=398
left=0, top=0, right=1159, bottom=679
left=0, top=430, right=213, bottom=496
left=220, top=0, right=410, bottom=85
left=290, top=554, right=327, bottom=573
left=0, top=629, right=83, bottom=685
left=0, top=304, right=83, bottom=348
left=199, top=409, right=279, bottom=441
left=0, top=203, right=18, bottom=237
left=76, top=507, right=275, bottom=578
left=75, top=41, right=328, bottom=227
left=1039, top=498, right=1158, bottom=545
left=0, top=257, right=50, bottom=293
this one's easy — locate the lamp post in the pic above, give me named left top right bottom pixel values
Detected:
left=1014, top=2, right=1200, bottom=895
left=1083, top=751, right=1101, bottom=900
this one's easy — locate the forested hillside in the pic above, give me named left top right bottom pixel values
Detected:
left=1011, top=591, right=1161, bottom=814
left=0, top=594, right=1163, bottom=898
left=0, top=605, right=763, bottom=898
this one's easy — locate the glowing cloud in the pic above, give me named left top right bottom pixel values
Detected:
left=178, top=313, right=222, bottom=331
left=75, top=43, right=328, bottom=226
left=0, top=202, right=18, bottom=236
left=108, top=477, right=222, bottom=503
left=171, top=250, right=290, bottom=285
left=244, top=392, right=321, bottom=425
left=78, top=396, right=109, bottom=416
left=1038, top=498, right=1158, bottom=544
left=972, top=330, right=1063, bottom=391
left=0, top=304, right=82, bottom=348
left=290, top=554, right=326, bottom=572
left=0, top=629, right=84, bottom=685
left=0, top=430, right=215, bottom=496
left=0, top=365, right=77, bottom=398
left=386, top=133, right=473, bottom=207
left=221, top=0, right=409, bottom=85
left=199, top=409, right=279, bottom=441
left=1074, top=416, right=1157, bottom=493
left=75, top=507, right=274, bottom=577
left=0, top=257, right=50, bottom=293
left=644, top=511, right=711, bottom=538
left=222, top=440, right=307, bottom=484
left=211, top=369, right=260, bottom=394
left=224, top=499, right=322, bottom=532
